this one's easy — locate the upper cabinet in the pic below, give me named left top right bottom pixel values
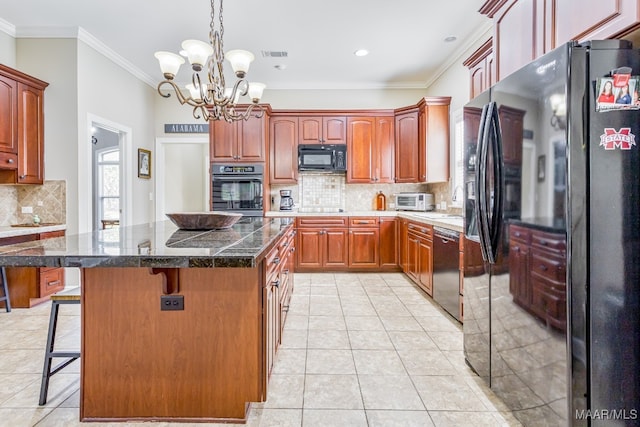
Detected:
left=269, top=116, right=298, bottom=184
left=394, top=97, right=451, bottom=184
left=498, top=106, right=525, bottom=165
left=418, top=97, right=451, bottom=183
left=299, top=116, right=346, bottom=145
left=0, top=64, right=48, bottom=185
left=462, top=39, right=494, bottom=99
left=394, top=109, right=419, bottom=183
left=476, top=0, right=640, bottom=85
left=210, top=109, right=269, bottom=162
left=346, top=115, right=394, bottom=183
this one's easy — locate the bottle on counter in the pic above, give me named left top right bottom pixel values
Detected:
left=375, top=191, right=387, bottom=211
left=32, top=214, right=41, bottom=225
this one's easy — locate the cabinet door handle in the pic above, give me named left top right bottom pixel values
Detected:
left=514, top=231, right=521, bottom=237
left=273, top=279, right=280, bottom=288
left=47, top=280, right=61, bottom=287
left=19, top=175, right=26, bottom=179
left=513, top=246, right=519, bottom=252
left=539, top=265, right=548, bottom=271
left=283, top=269, right=289, bottom=275
left=273, top=257, right=280, bottom=265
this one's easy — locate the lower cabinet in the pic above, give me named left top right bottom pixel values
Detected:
left=1, top=230, right=65, bottom=308
left=405, top=222, right=433, bottom=296
left=296, top=216, right=400, bottom=271
left=508, top=223, right=566, bottom=331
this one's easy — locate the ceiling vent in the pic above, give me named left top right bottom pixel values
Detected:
left=261, top=51, right=288, bottom=58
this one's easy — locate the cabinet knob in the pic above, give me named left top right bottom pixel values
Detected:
left=19, top=175, right=26, bottom=179
left=273, top=257, right=281, bottom=265
left=7, top=158, right=14, bottom=164
left=273, top=279, right=280, bottom=288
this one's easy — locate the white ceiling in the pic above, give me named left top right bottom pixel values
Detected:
left=0, top=0, right=491, bottom=90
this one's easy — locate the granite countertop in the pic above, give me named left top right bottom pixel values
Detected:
left=265, top=210, right=464, bottom=232
left=0, top=217, right=293, bottom=269
left=0, top=223, right=67, bottom=239
left=508, top=217, right=566, bottom=234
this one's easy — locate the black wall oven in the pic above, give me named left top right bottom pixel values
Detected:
left=211, top=164, right=264, bottom=216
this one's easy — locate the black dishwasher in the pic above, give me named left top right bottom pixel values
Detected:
left=432, top=226, right=461, bottom=322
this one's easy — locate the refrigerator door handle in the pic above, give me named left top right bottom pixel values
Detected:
left=476, top=103, right=493, bottom=263
left=487, top=102, right=504, bottom=263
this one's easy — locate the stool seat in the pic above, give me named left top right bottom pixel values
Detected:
left=39, top=287, right=81, bottom=405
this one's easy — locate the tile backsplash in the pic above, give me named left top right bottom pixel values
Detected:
left=269, top=174, right=463, bottom=215
left=0, top=180, right=66, bottom=226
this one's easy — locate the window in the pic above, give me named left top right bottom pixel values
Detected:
left=451, top=110, right=464, bottom=207
left=97, top=148, right=120, bottom=226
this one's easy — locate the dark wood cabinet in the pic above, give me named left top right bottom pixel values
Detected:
left=399, top=218, right=409, bottom=272
left=0, top=64, right=47, bottom=185
left=210, top=113, right=266, bottom=162
left=394, top=109, right=419, bottom=183
left=463, top=39, right=494, bottom=99
left=299, top=116, right=346, bottom=145
left=348, top=217, right=379, bottom=268
left=418, top=97, right=451, bottom=183
left=296, top=217, right=348, bottom=269
left=508, top=223, right=566, bottom=331
left=269, top=116, right=298, bottom=183
left=0, top=230, right=65, bottom=308
left=498, top=105, right=525, bottom=165
left=346, top=116, right=394, bottom=183
left=379, top=217, right=399, bottom=269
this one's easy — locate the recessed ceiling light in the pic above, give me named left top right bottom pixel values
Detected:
left=444, top=36, right=457, bottom=43
left=274, top=64, right=287, bottom=70
left=354, top=49, right=369, bottom=57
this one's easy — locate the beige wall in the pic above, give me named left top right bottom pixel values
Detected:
left=0, top=30, right=15, bottom=67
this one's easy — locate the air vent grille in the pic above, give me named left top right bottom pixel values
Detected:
left=261, top=51, right=288, bottom=58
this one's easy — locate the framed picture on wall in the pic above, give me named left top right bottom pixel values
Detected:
left=138, top=149, right=151, bottom=179
left=537, top=155, right=546, bottom=182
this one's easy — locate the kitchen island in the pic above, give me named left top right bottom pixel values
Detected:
left=0, top=217, right=295, bottom=423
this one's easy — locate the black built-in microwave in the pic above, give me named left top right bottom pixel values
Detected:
left=298, top=144, right=347, bottom=172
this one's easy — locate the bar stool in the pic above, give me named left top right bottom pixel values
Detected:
left=0, top=267, right=10, bottom=312
left=39, top=287, right=81, bottom=405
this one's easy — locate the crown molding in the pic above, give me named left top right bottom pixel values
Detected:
left=424, top=21, right=493, bottom=90
left=12, top=25, right=155, bottom=87
left=0, top=17, right=16, bottom=37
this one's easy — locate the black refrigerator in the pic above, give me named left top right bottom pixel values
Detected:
left=463, top=40, right=640, bottom=427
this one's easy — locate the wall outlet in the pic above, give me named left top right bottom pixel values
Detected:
left=21, top=206, right=33, bottom=214
left=441, top=201, right=447, bottom=210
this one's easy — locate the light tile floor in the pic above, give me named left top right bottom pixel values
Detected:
left=0, top=272, right=523, bottom=426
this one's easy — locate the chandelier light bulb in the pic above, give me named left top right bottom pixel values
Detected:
left=154, top=51, right=185, bottom=79
left=181, top=39, right=214, bottom=72
left=248, top=82, right=266, bottom=103
left=225, top=50, right=255, bottom=78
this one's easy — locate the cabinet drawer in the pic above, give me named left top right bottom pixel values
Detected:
left=531, top=277, right=566, bottom=330
left=530, top=249, right=566, bottom=283
left=407, top=221, right=432, bottom=240
left=531, top=230, right=566, bottom=253
left=509, top=224, right=531, bottom=244
left=39, top=267, right=64, bottom=297
left=0, top=152, right=18, bottom=170
left=297, top=217, right=347, bottom=228
left=349, top=217, right=379, bottom=227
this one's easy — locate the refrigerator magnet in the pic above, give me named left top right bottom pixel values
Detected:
left=599, top=128, right=636, bottom=150
left=596, top=75, right=640, bottom=112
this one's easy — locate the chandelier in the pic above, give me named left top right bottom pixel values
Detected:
left=154, top=0, right=265, bottom=122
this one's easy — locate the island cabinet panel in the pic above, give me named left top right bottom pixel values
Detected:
left=1, top=231, right=65, bottom=308
left=0, top=64, right=47, bottom=185
left=269, top=116, right=298, bottom=183
left=80, top=266, right=264, bottom=422
left=210, top=113, right=266, bottom=162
